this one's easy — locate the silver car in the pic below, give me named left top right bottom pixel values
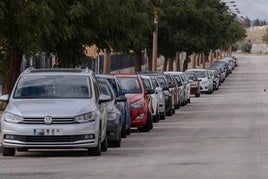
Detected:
left=0, top=68, right=110, bottom=156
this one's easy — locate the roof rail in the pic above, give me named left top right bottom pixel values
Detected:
left=24, top=67, right=36, bottom=73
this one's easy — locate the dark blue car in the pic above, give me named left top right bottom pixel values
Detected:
left=96, top=74, right=131, bottom=137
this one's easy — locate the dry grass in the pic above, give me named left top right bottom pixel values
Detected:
left=246, top=26, right=268, bottom=43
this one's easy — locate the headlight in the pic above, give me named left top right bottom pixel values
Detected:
left=75, top=112, right=97, bottom=123
left=131, top=100, right=144, bottom=108
left=4, top=112, right=24, bottom=123
left=107, top=112, right=117, bottom=121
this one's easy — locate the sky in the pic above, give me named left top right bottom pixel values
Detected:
left=231, top=0, right=268, bottom=20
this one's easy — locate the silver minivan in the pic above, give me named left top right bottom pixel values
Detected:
left=1, top=68, right=110, bottom=156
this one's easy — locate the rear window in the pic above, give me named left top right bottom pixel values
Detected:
left=13, top=75, right=92, bottom=99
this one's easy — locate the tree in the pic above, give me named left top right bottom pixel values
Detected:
left=262, top=29, right=268, bottom=45
left=253, top=18, right=261, bottom=26
left=0, top=1, right=58, bottom=94
left=240, top=41, right=252, bottom=53
left=244, top=17, right=251, bottom=28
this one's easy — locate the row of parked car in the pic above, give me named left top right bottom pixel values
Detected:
left=0, top=56, right=237, bottom=156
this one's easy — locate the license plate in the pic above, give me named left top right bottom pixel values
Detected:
left=33, top=129, right=63, bottom=136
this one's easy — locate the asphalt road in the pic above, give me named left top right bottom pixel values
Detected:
left=1, top=54, right=268, bottom=179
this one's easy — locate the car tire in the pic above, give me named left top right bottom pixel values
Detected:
left=187, top=98, right=191, bottom=103
left=88, top=128, right=101, bottom=156
left=2, top=147, right=15, bottom=156
left=121, top=120, right=127, bottom=138
left=153, top=108, right=160, bottom=123
left=160, top=112, right=166, bottom=120
left=172, top=108, right=175, bottom=114
left=109, top=140, right=121, bottom=148
left=109, top=135, right=121, bottom=147
left=101, top=135, right=108, bottom=152
left=126, top=126, right=131, bottom=135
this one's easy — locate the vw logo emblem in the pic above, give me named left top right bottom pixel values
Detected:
left=44, top=116, right=53, bottom=125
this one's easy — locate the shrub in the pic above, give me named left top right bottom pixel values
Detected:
left=240, top=41, right=252, bottom=53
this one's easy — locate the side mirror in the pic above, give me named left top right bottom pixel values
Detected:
left=99, top=94, right=111, bottom=104
left=145, top=88, right=155, bottom=95
left=115, top=96, right=127, bottom=102
left=121, top=89, right=128, bottom=95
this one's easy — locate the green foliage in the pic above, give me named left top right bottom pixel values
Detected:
left=240, top=41, right=252, bottom=53
left=262, top=29, right=268, bottom=45
left=0, top=0, right=248, bottom=92
left=157, top=0, right=246, bottom=59
left=231, top=43, right=239, bottom=52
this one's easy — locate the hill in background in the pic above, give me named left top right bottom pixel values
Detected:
left=246, top=26, right=268, bottom=53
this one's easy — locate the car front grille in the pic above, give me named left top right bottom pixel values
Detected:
left=21, top=118, right=76, bottom=124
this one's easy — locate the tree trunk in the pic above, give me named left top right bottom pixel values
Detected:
left=197, top=54, right=200, bottom=66
left=175, top=52, right=180, bottom=71
left=163, top=56, right=167, bottom=71
left=182, top=58, right=188, bottom=72
left=103, top=49, right=111, bottom=74
left=147, top=48, right=152, bottom=71
left=168, top=58, right=173, bottom=71
left=210, top=50, right=213, bottom=66
left=134, top=49, right=142, bottom=72
left=191, top=53, right=196, bottom=69
left=202, top=53, right=205, bottom=69
left=2, top=49, right=23, bottom=95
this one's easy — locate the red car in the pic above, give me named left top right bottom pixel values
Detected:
left=115, top=74, right=154, bottom=132
left=185, top=72, right=201, bottom=97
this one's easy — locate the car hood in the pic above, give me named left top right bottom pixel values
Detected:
left=5, top=99, right=97, bottom=117
left=125, top=94, right=144, bottom=103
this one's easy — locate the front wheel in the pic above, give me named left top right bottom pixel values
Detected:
left=121, top=120, right=127, bottom=138
left=101, top=135, right=108, bottom=152
left=126, top=126, right=131, bottom=135
left=2, top=147, right=15, bottom=156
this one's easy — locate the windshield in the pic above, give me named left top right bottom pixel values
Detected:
left=192, top=71, right=207, bottom=78
left=151, top=78, right=159, bottom=88
left=186, top=74, right=197, bottom=81
left=117, top=77, right=141, bottom=94
left=13, top=75, right=92, bottom=99
left=156, top=77, right=168, bottom=88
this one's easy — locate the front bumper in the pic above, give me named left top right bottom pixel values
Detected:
left=1, top=121, right=98, bottom=149
left=107, top=120, right=120, bottom=141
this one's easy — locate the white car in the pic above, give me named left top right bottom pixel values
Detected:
left=150, top=76, right=166, bottom=120
left=164, top=71, right=190, bottom=105
left=141, top=75, right=161, bottom=122
left=186, top=69, right=214, bottom=94
left=1, top=68, right=110, bottom=156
